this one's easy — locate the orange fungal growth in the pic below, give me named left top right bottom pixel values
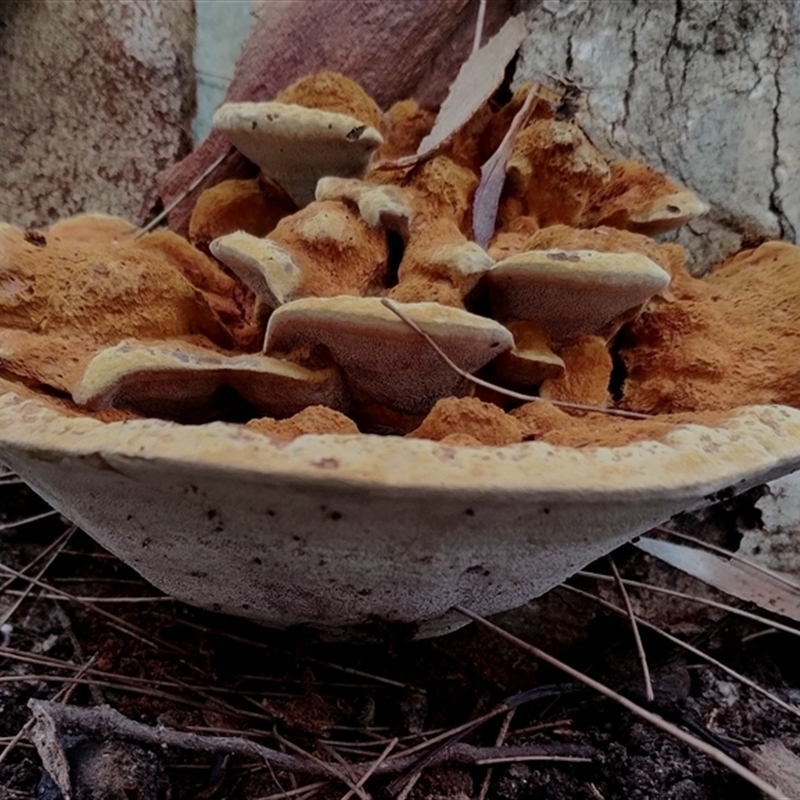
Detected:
left=540, top=335, right=613, bottom=408
left=408, top=396, right=523, bottom=446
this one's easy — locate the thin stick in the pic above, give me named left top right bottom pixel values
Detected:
left=654, top=526, right=800, bottom=592
left=255, top=782, right=328, bottom=800
left=478, top=708, right=515, bottom=800
left=579, top=571, right=800, bottom=640
left=0, top=509, right=60, bottom=531
left=133, top=150, right=229, bottom=240
left=0, top=654, right=97, bottom=766
left=380, top=298, right=650, bottom=420
left=562, top=584, right=800, bottom=720
left=274, top=731, right=369, bottom=800
left=340, top=737, right=398, bottom=800
left=0, top=560, right=185, bottom=655
left=453, top=605, right=790, bottom=800
left=608, top=556, right=654, bottom=702
left=308, top=658, right=410, bottom=690
left=476, top=755, right=593, bottom=765
left=0, top=527, right=76, bottom=595
left=395, top=771, right=420, bottom=800
left=472, top=0, right=488, bottom=53
left=0, top=528, right=74, bottom=627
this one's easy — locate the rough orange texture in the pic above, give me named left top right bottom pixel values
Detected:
left=621, top=241, right=800, bottom=414
left=404, top=156, right=478, bottom=235
left=390, top=216, right=482, bottom=309
left=582, top=161, right=687, bottom=231
left=246, top=405, right=359, bottom=441
left=276, top=71, right=383, bottom=133
left=376, top=99, right=436, bottom=161
left=505, top=120, right=610, bottom=228
left=488, top=216, right=540, bottom=261
left=408, top=396, right=523, bottom=446
left=188, top=178, right=294, bottom=251
left=540, top=336, right=612, bottom=408
left=0, top=217, right=234, bottom=394
left=511, top=401, right=737, bottom=448
left=269, top=200, right=389, bottom=297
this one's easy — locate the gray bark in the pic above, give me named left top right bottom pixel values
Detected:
left=516, top=0, right=800, bottom=272
left=0, top=0, right=195, bottom=229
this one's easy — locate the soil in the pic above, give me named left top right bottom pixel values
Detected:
left=1, top=478, right=799, bottom=800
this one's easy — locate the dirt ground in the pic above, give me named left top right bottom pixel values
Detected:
left=1, top=477, right=799, bottom=800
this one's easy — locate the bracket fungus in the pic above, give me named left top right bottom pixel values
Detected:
left=212, top=102, right=383, bottom=208
left=1, top=64, right=800, bottom=636
left=72, top=339, right=347, bottom=423
left=486, top=249, right=671, bottom=343
left=264, top=296, right=512, bottom=414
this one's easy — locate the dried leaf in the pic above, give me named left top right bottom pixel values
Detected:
left=473, top=85, right=539, bottom=247
left=28, top=700, right=74, bottom=799
left=636, top=537, right=800, bottom=622
left=744, top=740, right=800, bottom=797
left=416, top=14, right=528, bottom=156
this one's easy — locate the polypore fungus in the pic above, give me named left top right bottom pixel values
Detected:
left=264, top=296, right=512, bottom=414
left=581, top=161, right=709, bottom=235
left=73, top=339, right=347, bottom=423
left=487, top=320, right=565, bottom=388
left=486, top=249, right=671, bottom=343
left=210, top=199, right=390, bottom=312
left=212, top=102, right=383, bottom=207
left=188, top=178, right=295, bottom=251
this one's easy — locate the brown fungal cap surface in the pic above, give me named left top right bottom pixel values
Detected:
left=487, top=248, right=671, bottom=342
left=246, top=405, right=360, bottom=442
left=408, top=396, right=523, bottom=446
left=73, top=339, right=347, bottom=423
left=582, top=161, right=709, bottom=235
left=212, top=102, right=383, bottom=207
left=265, top=296, right=513, bottom=414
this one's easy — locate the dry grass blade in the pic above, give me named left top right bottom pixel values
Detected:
left=380, top=299, right=650, bottom=419
left=133, top=150, right=228, bottom=239
left=637, top=536, right=800, bottom=621
left=255, top=781, right=328, bottom=800
left=608, top=555, right=654, bottom=702
left=0, top=509, right=59, bottom=531
left=655, top=526, right=800, bottom=592
left=339, top=737, right=398, bottom=800
left=562, top=584, right=800, bottom=720
left=476, top=754, right=592, bottom=765
left=473, top=84, right=539, bottom=247
left=0, top=560, right=185, bottom=655
left=453, top=604, right=791, bottom=800
left=579, top=571, right=800, bottom=640
left=477, top=708, right=514, bottom=800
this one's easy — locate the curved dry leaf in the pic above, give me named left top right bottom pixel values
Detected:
left=636, top=537, right=800, bottom=623
left=416, top=14, right=528, bottom=156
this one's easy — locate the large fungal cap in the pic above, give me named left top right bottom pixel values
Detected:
left=582, top=161, right=709, bottom=235
left=487, top=249, right=671, bottom=343
left=73, top=339, right=347, bottom=423
left=264, top=296, right=513, bottom=414
left=212, top=102, right=383, bottom=207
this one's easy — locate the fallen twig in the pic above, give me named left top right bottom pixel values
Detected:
left=27, top=700, right=597, bottom=782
